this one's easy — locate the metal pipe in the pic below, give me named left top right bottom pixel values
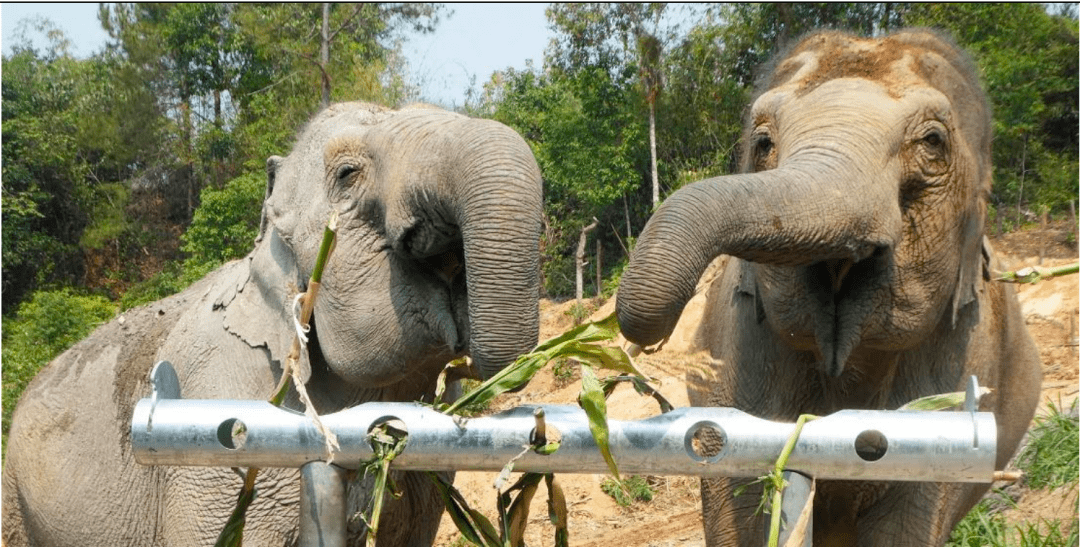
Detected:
left=299, top=461, right=347, bottom=547
left=769, top=471, right=813, bottom=547
left=132, top=392, right=997, bottom=483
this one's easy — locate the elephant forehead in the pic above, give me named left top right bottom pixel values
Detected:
left=774, top=34, right=945, bottom=100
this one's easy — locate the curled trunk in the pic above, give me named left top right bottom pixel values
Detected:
left=616, top=164, right=900, bottom=347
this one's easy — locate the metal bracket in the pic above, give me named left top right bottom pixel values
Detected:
left=147, top=361, right=181, bottom=433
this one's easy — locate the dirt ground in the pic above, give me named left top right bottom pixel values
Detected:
left=433, top=222, right=1079, bottom=546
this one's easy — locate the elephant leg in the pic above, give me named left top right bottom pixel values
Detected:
left=701, top=476, right=768, bottom=547
left=855, top=482, right=987, bottom=547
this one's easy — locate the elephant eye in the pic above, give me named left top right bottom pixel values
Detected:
left=751, top=131, right=777, bottom=171
left=336, top=164, right=359, bottom=181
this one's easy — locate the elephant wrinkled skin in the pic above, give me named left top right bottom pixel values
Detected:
left=2, top=102, right=544, bottom=547
left=616, top=30, right=1041, bottom=546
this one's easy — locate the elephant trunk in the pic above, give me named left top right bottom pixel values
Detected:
left=616, top=163, right=901, bottom=347
left=450, top=120, right=543, bottom=378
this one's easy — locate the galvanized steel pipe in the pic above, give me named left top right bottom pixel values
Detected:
left=131, top=366, right=997, bottom=483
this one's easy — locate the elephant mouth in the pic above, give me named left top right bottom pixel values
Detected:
left=803, top=246, right=890, bottom=377
left=422, top=246, right=466, bottom=289
left=418, top=245, right=470, bottom=355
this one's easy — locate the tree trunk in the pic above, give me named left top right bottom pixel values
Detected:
left=650, top=100, right=659, bottom=207
left=576, top=218, right=599, bottom=305
left=596, top=238, right=603, bottom=298
left=1070, top=200, right=1077, bottom=247
left=1016, top=134, right=1027, bottom=226
left=181, top=99, right=196, bottom=218
left=320, top=2, right=331, bottom=108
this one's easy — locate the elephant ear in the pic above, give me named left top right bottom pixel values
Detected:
left=736, top=264, right=767, bottom=324
left=256, top=156, right=285, bottom=244
left=223, top=222, right=309, bottom=378
left=950, top=211, right=988, bottom=327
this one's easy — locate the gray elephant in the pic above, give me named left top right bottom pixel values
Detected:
left=616, top=30, right=1041, bottom=546
left=2, top=102, right=543, bottom=546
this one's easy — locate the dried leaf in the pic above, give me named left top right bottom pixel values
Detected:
left=429, top=472, right=502, bottom=547
left=500, top=473, right=544, bottom=547
left=545, top=474, right=569, bottom=547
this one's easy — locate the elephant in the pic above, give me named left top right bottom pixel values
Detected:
left=2, top=101, right=544, bottom=547
left=616, top=30, right=1042, bottom=546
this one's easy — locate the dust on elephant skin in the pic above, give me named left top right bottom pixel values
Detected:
left=616, top=30, right=1041, bottom=546
left=2, top=102, right=544, bottom=547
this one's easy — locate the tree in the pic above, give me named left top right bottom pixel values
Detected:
left=638, top=30, right=663, bottom=207
left=903, top=3, right=1079, bottom=218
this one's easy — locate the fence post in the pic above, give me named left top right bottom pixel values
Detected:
left=768, top=471, right=813, bottom=547
left=299, top=461, right=348, bottom=547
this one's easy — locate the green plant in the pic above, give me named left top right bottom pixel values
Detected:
left=452, top=379, right=493, bottom=417
left=565, top=301, right=591, bottom=326
left=551, top=358, right=577, bottom=383
left=1016, top=518, right=1080, bottom=547
left=1017, top=400, right=1080, bottom=489
left=180, top=171, right=264, bottom=276
left=119, top=261, right=188, bottom=310
left=2, top=288, right=116, bottom=455
left=946, top=497, right=1012, bottom=547
left=601, top=475, right=654, bottom=507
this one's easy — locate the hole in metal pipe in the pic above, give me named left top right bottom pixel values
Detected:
left=217, top=418, right=247, bottom=450
left=368, top=417, right=409, bottom=452
left=685, top=421, right=726, bottom=463
left=854, top=429, right=888, bottom=461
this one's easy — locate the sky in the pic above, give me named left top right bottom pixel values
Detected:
left=0, top=2, right=553, bottom=108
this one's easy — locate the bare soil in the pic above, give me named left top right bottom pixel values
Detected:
left=434, top=223, right=1079, bottom=546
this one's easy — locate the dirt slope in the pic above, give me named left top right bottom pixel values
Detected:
left=434, top=225, right=1078, bottom=546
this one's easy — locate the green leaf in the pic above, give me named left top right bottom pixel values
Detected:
left=443, top=313, right=625, bottom=416
left=213, top=484, right=256, bottom=547
left=578, top=363, right=620, bottom=481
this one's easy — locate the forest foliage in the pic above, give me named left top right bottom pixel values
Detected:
left=2, top=3, right=1076, bottom=366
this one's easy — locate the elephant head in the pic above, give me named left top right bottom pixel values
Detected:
left=234, top=102, right=543, bottom=387
left=617, top=30, right=992, bottom=377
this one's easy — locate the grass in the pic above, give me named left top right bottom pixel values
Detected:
left=600, top=475, right=655, bottom=507
left=1017, top=400, right=1079, bottom=489
left=946, top=400, right=1080, bottom=547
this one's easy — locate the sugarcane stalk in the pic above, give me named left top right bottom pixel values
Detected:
left=215, top=211, right=339, bottom=547
left=995, top=263, right=1079, bottom=284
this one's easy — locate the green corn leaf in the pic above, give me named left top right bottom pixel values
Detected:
left=443, top=353, right=550, bottom=415
left=579, top=363, right=620, bottom=481
left=538, top=312, right=620, bottom=349
left=600, top=375, right=674, bottom=414
left=213, top=484, right=256, bottom=547
left=442, top=313, right=627, bottom=416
